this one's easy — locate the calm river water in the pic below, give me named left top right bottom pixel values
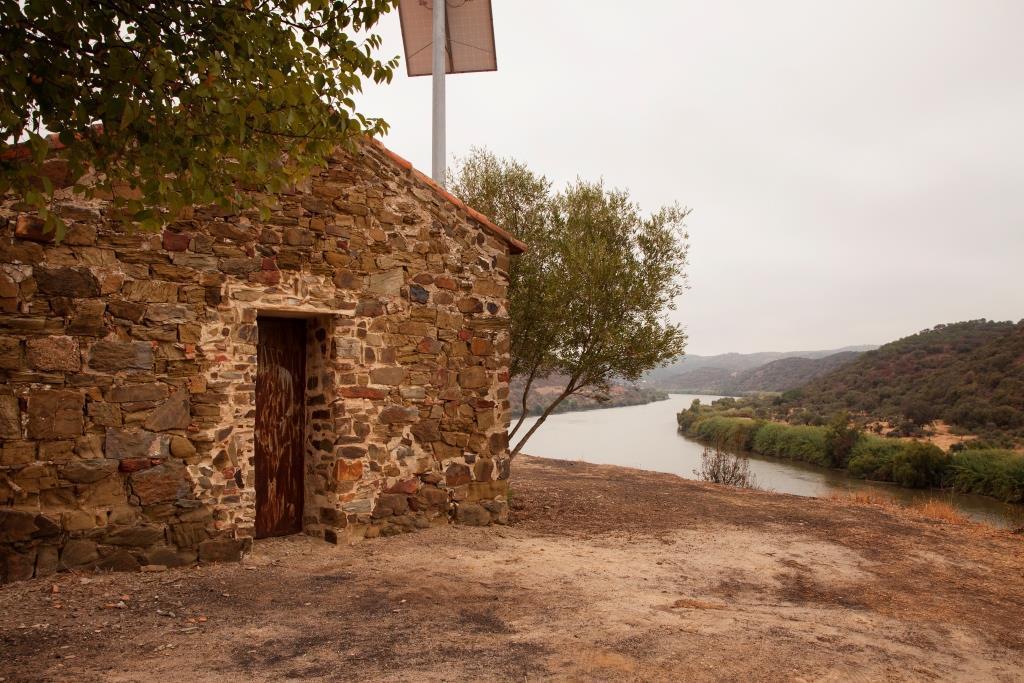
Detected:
left=517, top=394, right=1024, bottom=528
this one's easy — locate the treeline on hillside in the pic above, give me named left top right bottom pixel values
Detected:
left=510, top=380, right=668, bottom=418
left=775, top=320, right=1024, bottom=445
left=677, top=401, right=1024, bottom=504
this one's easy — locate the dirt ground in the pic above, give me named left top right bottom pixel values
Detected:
left=2, top=455, right=1023, bottom=682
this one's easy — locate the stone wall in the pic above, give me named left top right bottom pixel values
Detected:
left=0, top=140, right=520, bottom=583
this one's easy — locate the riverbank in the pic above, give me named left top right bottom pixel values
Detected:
left=2, top=456, right=1021, bottom=681
left=510, top=391, right=669, bottom=419
left=679, top=411, right=1024, bottom=506
left=509, top=379, right=668, bottom=418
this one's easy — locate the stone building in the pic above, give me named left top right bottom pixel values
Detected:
left=0, top=138, right=525, bottom=583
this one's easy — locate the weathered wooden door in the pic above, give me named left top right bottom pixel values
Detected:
left=255, top=317, right=306, bottom=538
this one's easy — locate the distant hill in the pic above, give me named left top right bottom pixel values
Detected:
left=778, top=320, right=1024, bottom=442
left=729, top=351, right=862, bottom=393
left=509, top=374, right=668, bottom=417
left=646, top=346, right=874, bottom=394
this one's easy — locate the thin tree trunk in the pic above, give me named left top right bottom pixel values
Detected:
left=508, top=365, right=538, bottom=440
left=510, top=378, right=578, bottom=458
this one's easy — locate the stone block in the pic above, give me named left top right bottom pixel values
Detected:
left=1, top=548, right=37, bottom=583
left=198, top=537, right=249, bottom=562
left=122, top=280, right=179, bottom=303
left=481, top=499, right=509, bottom=525
left=34, top=266, right=100, bottom=297
left=88, top=341, right=154, bottom=371
left=169, top=435, right=197, bottom=459
left=104, top=524, right=164, bottom=547
left=162, top=231, right=191, bottom=251
left=0, top=510, right=39, bottom=543
left=0, top=395, right=20, bottom=438
left=433, top=441, right=462, bottom=461
left=333, top=270, right=360, bottom=289
left=378, top=405, right=418, bottom=424
left=95, top=550, right=140, bottom=572
left=445, top=463, right=472, bottom=487
left=386, top=478, right=419, bottom=494
left=60, top=539, right=99, bottom=568
left=60, top=459, right=117, bottom=484
left=0, top=441, right=35, bottom=466
left=455, top=503, right=491, bottom=526
left=371, top=493, right=409, bottom=518
left=409, top=284, right=429, bottom=304
left=400, top=386, right=426, bottom=401
left=62, top=510, right=99, bottom=532
left=109, top=383, right=167, bottom=403
left=339, top=386, right=386, bottom=400
left=369, top=367, right=406, bottom=385
left=88, top=401, right=122, bottom=427
left=334, top=459, right=363, bottom=481
left=26, top=336, right=80, bottom=371
left=410, top=419, right=440, bottom=442
left=130, top=462, right=189, bottom=505
left=466, top=479, right=509, bottom=502
left=107, top=300, right=146, bottom=322
left=35, top=544, right=60, bottom=577
left=367, top=268, right=404, bottom=296
left=457, top=297, right=483, bottom=314
left=27, top=389, right=84, bottom=439
left=143, top=389, right=191, bottom=431
left=14, top=214, right=52, bottom=242
left=473, top=457, right=495, bottom=481
left=66, top=299, right=106, bottom=336
left=105, top=428, right=168, bottom=460
left=458, top=366, right=488, bottom=389
left=0, top=336, right=22, bottom=369
left=145, top=546, right=197, bottom=567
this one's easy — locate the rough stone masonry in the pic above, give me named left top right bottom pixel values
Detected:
left=0, top=138, right=525, bottom=583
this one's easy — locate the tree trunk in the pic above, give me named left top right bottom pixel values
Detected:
left=508, top=366, right=538, bottom=440
left=510, top=380, right=578, bottom=458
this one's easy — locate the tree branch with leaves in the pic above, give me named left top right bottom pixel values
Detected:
left=0, top=0, right=399, bottom=238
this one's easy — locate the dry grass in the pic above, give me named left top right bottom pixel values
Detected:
left=828, top=491, right=894, bottom=507
left=828, top=492, right=973, bottom=527
left=913, top=499, right=969, bottom=524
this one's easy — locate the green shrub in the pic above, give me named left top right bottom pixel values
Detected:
left=948, top=449, right=1024, bottom=503
left=847, top=436, right=903, bottom=481
left=688, top=416, right=759, bottom=452
left=890, top=442, right=950, bottom=488
left=751, top=423, right=828, bottom=465
left=823, top=412, right=860, bottom=468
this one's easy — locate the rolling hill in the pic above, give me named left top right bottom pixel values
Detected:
left=777, top=320, right=1024, bottom=442
left=646, top=346, right=873, bottom=395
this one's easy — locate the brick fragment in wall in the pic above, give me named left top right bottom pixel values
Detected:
left=0, top=138, right=516, bottom=582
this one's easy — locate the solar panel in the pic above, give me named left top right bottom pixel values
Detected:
left=398, top=0, right=497, bottom=77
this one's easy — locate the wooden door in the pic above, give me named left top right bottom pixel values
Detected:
left=255, top=317, right=307, bottom=538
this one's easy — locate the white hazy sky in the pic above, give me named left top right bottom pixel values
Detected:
left=357, top=0, right=1024, bottom=355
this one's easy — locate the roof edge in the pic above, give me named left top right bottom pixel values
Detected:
left=365, top=138, right=527, bottom=255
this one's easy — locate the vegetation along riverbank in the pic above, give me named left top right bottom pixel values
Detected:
left=677, top=402, right=1024, bottom=505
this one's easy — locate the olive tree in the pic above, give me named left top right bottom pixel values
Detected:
left=450, top=150, right=690, bottom=457
left=0, top=0, right=399, bottom=237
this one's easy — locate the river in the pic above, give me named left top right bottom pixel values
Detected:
left=516, top=393, right=1024, bottom=528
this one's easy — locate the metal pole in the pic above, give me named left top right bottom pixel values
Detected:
left=431, top=0, right=446, bottom=185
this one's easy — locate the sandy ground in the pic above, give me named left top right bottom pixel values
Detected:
left=1, top=455, right=1023, bottom=682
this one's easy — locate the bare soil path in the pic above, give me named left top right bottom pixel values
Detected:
left=1, top=455, right=1022, bottom=682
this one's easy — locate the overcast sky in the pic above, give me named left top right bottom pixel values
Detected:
left=357, top=0, right=1024, bottom=356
